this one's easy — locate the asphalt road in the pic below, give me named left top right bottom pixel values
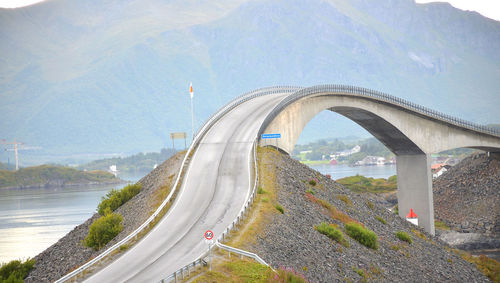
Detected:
left=85, top=92, right=290, bottom=282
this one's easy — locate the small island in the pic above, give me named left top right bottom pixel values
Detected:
left=0, top=164, right=123, bottom=190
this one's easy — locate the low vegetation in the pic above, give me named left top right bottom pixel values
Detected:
left=275, top=203, right=284, bottom=214
left=336, top=194, right=352, bottom=206
left=375, top=216, right=386, bottom=224
left=315, top=222, right=349, bottom=247
left=0, top=258, right=35, bottom=282
left=453, top=249, right=500, bottom=282
left=337, top=175, right=397, bottom=193
left=78, top=148, right=177, bottom=174
left=84, top=210, right=123, bottom=250
left=345, top=223, right=378, bottom=250
left=0, top=165, right=117, bottom=189
left=395, top=231, right=412, bottom=244
left=97, top=183, right=142, bottom=215
left=191, top=257, right=306, bottom=283
left=305, top=194, right=358, bottom=225
left=435, top=220, right=451, bottom=230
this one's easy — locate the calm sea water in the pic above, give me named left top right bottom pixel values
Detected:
left=0, top=174, right=144, bottom=264
left=308, top=163, right=397, bottom=180
left=0, top=165, right=392, bottom=264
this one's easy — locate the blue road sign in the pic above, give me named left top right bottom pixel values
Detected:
left=261, top=133, right=281, bottom=139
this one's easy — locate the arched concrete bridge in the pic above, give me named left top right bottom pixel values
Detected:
left=63, top=85, right=499, bottom=282
left=258, top=85, right=500, bottom=235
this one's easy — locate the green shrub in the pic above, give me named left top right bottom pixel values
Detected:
left=315, top=222, right=349, bottom=247
left=257, top=187, right=267, bottom=194
left=308, top=179, right=317, bottom=186
left=85, top=212, right=123, bottom=250
left=275, top=203, right=284, bottom=214
left=306, top=189, right=315, bottom=195
left=395, top=231, right=412, bottom=244
left=0, top=258, right=35, bottom=282
left=97, top=183, right=141, bottom=215
left=345, top=223, right=378, bottom=249
left=375, top=216, right=387, bottom=224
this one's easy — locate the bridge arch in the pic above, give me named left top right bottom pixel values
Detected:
left=258, top=85, right=500, bottom=235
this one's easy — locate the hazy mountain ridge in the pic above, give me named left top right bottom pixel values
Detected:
left=1, top=0, right=499, bottom=163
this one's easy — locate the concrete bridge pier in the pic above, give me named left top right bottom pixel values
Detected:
left=396, top=154, right=435, bottom=235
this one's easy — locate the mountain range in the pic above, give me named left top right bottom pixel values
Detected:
left=1, top=0, right=499, bottom=164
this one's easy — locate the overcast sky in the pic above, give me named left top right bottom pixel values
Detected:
left=0, top=0, right=499, bottom=21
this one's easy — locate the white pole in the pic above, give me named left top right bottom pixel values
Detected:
left=208, top=242, right=212, bottom=271
left=14, top=141, right=19, bottom=171
left=191, top=94, right=194, bottom=141
left=190, top=82, right=194, bottom=141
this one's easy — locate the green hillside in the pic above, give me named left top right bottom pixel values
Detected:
left=0, top=165, right=119, bottom=189
left=1, top=0, right=499, bottom=163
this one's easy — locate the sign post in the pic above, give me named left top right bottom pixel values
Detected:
left=204, top=230, right=214, bottom=271
left=170, top=132, right=187, bottom=150
left=260, top=133, right=281, bottom=149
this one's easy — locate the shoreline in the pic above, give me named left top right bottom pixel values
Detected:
left=0, top=179, right=127, bottom=191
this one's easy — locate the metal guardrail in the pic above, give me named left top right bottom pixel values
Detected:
left=257, top=84, right=500, bottom=139
left=56, top=86, right=300, bottom=282
left=215, top=242, right=270, bottom=266
left=159, top=87, right=303, bottom=282
left=159, top=140, right=269, bottom=283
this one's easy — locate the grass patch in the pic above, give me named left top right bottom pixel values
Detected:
left=192, top=257, right=307, bottom=283
left=375, top=216, right=386, bottom=224
left=315, top=222, right=350, bottom=247
left=119, top=244, right=130, bottom=252
left=257, top=187, right=267, bottom=194
left=305, top=193, right=359, bottom=225
left=453, top=249, right=500, bottom=282
left=337, top=175, right=397, bottom=193
left=353, top=267, right=367, bottom=282
left=305, top=189, right=315, bottom=195
left=0, top=258, right=35, bottom=282
left=345, top=223, right=378, bottom=250
left=225, top=147, right=280, bottom=248
left=336, top=194, right=352, bottom=206
left=435, top=220, right=451, bottom=230
left=395, top=231, right=412, bottom=244
left=275, top=203, right=284, bottom=214
left=308, top=179, right=317, bottom=186
left=366, top=200, right=374, bottom=210
left=97, top=183, right=142, bottom=215
left=411, top=229, right=427, bottom=240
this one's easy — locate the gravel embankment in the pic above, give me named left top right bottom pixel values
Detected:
left=433, top=152, right=499, bottom=235
left=244, top=149, right=489, bottom=282
left=25, top=152, right=184, bottom=283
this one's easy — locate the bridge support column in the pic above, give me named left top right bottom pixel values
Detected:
left=396, top=154, right=435, bottom=235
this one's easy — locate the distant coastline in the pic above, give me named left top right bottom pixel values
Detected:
left=0, top=165, right=124, bottom=190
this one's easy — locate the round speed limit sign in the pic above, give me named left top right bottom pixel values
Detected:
left=204, top=230, right=214, bottom=240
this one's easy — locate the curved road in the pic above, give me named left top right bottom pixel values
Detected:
left=85, top=92, right=291, bottom=282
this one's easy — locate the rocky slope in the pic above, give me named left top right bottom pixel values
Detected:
left=433, top=152, right=499, bottom=235
left=24, top=152, right=184, bottom=283
left=241, top=148, right=489, bottom=282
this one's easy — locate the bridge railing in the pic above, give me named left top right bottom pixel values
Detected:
left=258, top=84, right=500, bottom=139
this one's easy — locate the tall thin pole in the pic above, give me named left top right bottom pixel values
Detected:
left=14, top=140, right=19, bottom=171
left=191, top=94, right=194, bottom=141
left=190, top=82, right=194, bottom=141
